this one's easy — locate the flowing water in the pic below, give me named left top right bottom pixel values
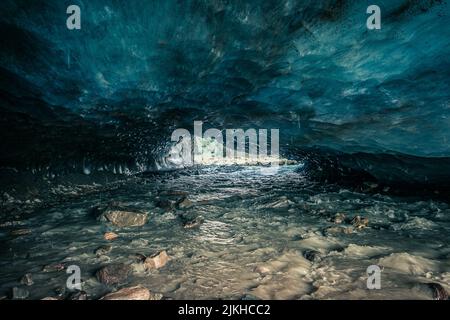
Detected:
left=0, top=164, right=449, bottom=300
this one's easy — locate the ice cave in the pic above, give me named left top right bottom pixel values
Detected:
left=0, top=0, right=449, bottom=300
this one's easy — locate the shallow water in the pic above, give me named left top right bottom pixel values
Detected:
left=0, top=165, right=449, bottom=300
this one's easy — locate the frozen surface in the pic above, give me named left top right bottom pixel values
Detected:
left=0, top=165, right=448, bottom=300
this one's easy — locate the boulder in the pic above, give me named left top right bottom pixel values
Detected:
left=144, top=251, right=169, bottom=270
left=96, top=263, right=131, bottom=286
left=101, top=210, right=148, bottom=228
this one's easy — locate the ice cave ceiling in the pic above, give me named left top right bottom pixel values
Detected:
left=1, top=0, right=450, bottom=183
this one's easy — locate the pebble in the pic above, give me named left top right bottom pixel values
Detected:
left=42, top=263, right=65, bottom=272
left=104, top=232, right=119, bottom=241
left=10, top=229, right=32, bottom=236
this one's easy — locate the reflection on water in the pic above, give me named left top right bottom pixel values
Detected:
left=0, top=165, right=449, bottom=300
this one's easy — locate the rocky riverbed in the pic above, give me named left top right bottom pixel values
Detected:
left=0, top=165, right=449, bottom=300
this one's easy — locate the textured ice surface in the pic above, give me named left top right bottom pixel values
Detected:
left=1, top=0, right=450, bottom=176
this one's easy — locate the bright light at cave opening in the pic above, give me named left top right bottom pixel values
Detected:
left=164, top=135, right=296, bottom=171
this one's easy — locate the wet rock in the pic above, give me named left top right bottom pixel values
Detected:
left=20, top=273, right=34, bottom=286
left=177, top=198, right=193, bottom=209
left=12, top=287, right=29, bottom=300
left=156, top=199, right=176, bottom=211
left=183, top=216, right=204, bottom=229
left=427, top=283, right=448, bottom=300
left=351, top=216, right=369, bottom=229
left=302, top=250, right=321, bottom=262
left=43, top=263, right=65, bottom=272
left=144, top=250, right=170, bottom=270
left=10, top=228, right=32, bottom=236
left=95, top=245, right=112, bottom=257
left=100, top=285, right=154, bottom=300
left=68, top=290, right=88, bottom=300
left=100, top=210, right=148, bottom=228
left=96, top=263, right=131, bottom=286
left=331, top=213, right=346, bottom=224
left=104, top=232, right=119, bottom=241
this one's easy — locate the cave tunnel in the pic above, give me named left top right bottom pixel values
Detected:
left=0, top=0, right=449, bottom=301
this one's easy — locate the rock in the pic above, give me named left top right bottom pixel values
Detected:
left=156, top=199, right=176, bottom=211
left=41, top=297, right=59, bottom=300
left=101, top=210, right=148, bottom=228
left=144, top=251, right=169, bottom=270
left=331, top=213, right=346, bottom=224
left=12, top=287, right=29, bottom=300
left=96, top=263, right=131, bottom=286
left=68, top=291, right=88, bottom=300
left=351, top=216, right=369, bottom=229
left=302, top=250, right=321, bottom=262
left=20, top=273, right=34, bottom=286
left=177, top=198, right=193, bottom=209
left=100, top=285, right=151, bottom=300
left=104, top=232, right=119, bottom=241
left=183, top=216, right=204, bottom=229
left=10, top=229, right=32, bottom=236
left=427, top=283, right=448, bottom=300
left=95, top=245, right=112, bottom=257
left=43, top=263, right=65, bottom=272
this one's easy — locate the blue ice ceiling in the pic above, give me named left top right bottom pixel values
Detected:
left=1, top=0, right=450, bottom=168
